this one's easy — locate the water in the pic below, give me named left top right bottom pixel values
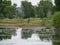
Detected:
left=27, top=33, right=40, bottom=40
left=0, top=27, right=52, bottom=45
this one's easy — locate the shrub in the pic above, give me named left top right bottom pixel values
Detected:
left=52, top=12, right=60, bottom=42
left=52, top=12, right=60, bottom=28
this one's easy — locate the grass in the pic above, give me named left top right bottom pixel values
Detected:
left=0, top=18, right=52, bottom=27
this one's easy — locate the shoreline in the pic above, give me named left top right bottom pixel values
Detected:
left=0, top=24, right=46, bottom=29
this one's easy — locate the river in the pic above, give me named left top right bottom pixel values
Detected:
left=0, top=27, right=52, bottom=45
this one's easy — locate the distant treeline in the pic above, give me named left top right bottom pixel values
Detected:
left=0, top=0, right=59, bottom=19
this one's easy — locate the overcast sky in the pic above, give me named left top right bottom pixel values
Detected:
left=11, top=0, right=55, bottom=7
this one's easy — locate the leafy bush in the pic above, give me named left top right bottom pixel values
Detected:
left=52, top=12, right=60, bottom=28
left=52, top=12, right=60, bottom=42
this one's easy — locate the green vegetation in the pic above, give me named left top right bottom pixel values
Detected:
left=52, top=0, right=60, bottom=45
left=21, top=1, right=35, bottom=18
left=0, top=0, right=60, bottom=45
left=37, top=0, right=53, bottom=18
left=52, top=12, right=60, bottom=45
left=0, top=18, right=52, bottom=27
left=21, top=0, right=53, bottom=18
left=55, top=0, right=60, bottom=11
left=0, top=0, right=53, bottom=27
left=0, top=0, right=17, bottom=18
left=52, top=12, right=60, bottom=28
left=0, top=0, right=53, bottom=19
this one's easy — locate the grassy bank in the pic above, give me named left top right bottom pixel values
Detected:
left=0, top=18, right=52, bottom=27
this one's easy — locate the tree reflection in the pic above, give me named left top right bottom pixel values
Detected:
left=21, top=29, right=33, bottom=39
left=53, top=28, right=60, bottom=45
left=0, top=27, right=16, bottom=40
left=21, top=28, right=54, bottom=41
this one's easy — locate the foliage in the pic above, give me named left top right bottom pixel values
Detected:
left=0, top=0, right=17, bottom=19
left=0, top=18, right=52, bottom=27
left=37, top=0, right=53, bottom=18
left=52, top=12, right=60, bottom=45
left=21, top=1, right=35, bottom=18
left=52, top=12, right=60, bottom=28
left=55, top=0, right=60, bottom=11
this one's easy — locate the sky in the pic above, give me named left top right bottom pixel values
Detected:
left=11, top=0, right=55, bottom=7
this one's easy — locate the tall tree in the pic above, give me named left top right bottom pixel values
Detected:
left=0, top=0, right=5, bottom=18
left=0, top=0, right=17, bottom=18
left=37, top=0, right=53, bottom=18
left=21, top=1, right=35, bottom=18
left=55, top=0, right=60, bottom=11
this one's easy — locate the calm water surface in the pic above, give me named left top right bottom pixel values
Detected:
left=0, top=27, right=52, bottom=45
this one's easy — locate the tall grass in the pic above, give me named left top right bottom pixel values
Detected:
left=0, top=18, right=52, bottom=27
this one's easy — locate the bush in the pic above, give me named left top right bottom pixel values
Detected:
left=52, top=12, right=60, bottom=41
left=52, top=12, right=60, bottom=28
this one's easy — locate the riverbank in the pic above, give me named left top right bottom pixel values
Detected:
left=0, top=18, right=52, bottom=28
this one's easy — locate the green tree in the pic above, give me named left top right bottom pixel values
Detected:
left=37, top=0, right=53, bottom=18
left=36, top=6, right=44, bottom=18
left=0, top=0, right=17, bottom=18
left=55, top=0, right=60, bottom=11
left=21, top=1, right=35, bottom=18
left=0, top=0, right=5, bottom=18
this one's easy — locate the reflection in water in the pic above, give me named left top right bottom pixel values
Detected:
left=22, top=28, right=54, bottom=40
left=0, top=27, right=52, bottom=45
left=0, top=27, right=16, bottom=40
left=22, top=29, right=33, bottom=39
left=27, top=33, right=40, bottom=40
left=12, top=28, right=22, bottom=39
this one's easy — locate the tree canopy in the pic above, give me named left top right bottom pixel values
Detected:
left=55, top=0, right=60, bottom=11
left=0, top=0, right=17, bottom=18
left=21, top=1, right=35, bottom=18
left=37, top=0, right=53, bottom=18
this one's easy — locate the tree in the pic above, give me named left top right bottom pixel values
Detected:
left=0, top=0, right=17, bottom=18
left=36, top=6, right=44, bottom=18
left=37, top=0, right=53, bottom=18
left=55, top=0, right=60, bottom=11
left=21, top=1, right=35, bottom=18
left=0, top=0, right=5, bottom=18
